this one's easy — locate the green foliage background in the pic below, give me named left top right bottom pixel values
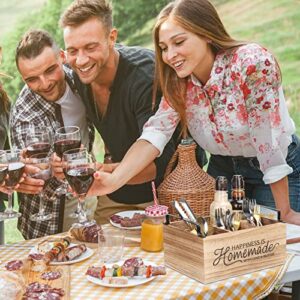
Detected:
left=0, top=0, right=169, bottom=102
left=0, top=0, right=299, bottom=123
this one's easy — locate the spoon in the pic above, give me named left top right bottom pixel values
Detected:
left=230, top=212, right=241, bottom=231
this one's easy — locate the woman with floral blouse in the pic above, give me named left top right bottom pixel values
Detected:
left=90, top=0, right=300, bottom=225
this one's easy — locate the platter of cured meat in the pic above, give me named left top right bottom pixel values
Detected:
left=110, top=210, right=146, bottom=230
left=2, top=259, right=70, bottom=299
left=86, top=257, right=166, bottom=288
left=30, top=241, right=94, bottom=266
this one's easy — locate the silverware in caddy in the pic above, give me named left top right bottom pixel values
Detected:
left=173, top=199, right=208, bottom=237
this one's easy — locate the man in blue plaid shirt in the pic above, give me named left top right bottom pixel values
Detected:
left=10, top=29, right=95, bottom=239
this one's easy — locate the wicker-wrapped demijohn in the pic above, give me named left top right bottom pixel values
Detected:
left=157, top=139, right=215, bottom=216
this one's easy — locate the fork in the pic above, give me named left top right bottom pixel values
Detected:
left=242, top=199, right=257, bottom=226
left=253, top=203, right=263, bottom=226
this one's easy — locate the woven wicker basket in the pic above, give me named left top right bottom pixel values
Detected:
left=157, top=141, right=215, bottom=216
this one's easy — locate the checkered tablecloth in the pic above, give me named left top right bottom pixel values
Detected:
left=0, top=236, right=292, bottom=300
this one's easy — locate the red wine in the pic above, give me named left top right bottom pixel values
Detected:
left=54, top=139, right=81, bottom=158
left=0, top=166, right=8, bottom=184
left=27, top=142, right=51, bottom=158
left=5, top=162, right=25, bottom=188
left=65, top=167, right=95, bottom=195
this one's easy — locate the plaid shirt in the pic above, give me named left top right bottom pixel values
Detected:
left=10, top=66, right=94, bottom=239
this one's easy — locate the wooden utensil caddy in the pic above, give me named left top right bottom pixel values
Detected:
left=163, top=217, right=286, bottom=283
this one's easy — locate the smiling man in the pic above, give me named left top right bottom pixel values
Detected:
left=10, top=29, right=95, bottom=239
left=59, top=0, right=185, bottom=224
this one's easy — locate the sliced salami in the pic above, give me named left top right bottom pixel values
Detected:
left=28, top=253, right=44, bottom=260
left=123, top=257, right=144, bottom=268
left=23, top=291, right=61, bottom=300
left=111, top=212, right=146, bottom=227
left=4, top=259, right=23, bottom=271
left=86, top=266, right=101, bottom=278
left=110, top=214, right=122, bottom=224
left=41, top=271, right=61, bottom=281
left=26, top=282, right=51, bottom=293
left=120, top=217, right=143, bottom=227
left=23, top=282, right=64, bottom=300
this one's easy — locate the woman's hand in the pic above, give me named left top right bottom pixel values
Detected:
left=87, top=171, right=119, bottom=197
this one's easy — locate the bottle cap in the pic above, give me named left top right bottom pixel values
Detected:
left=145, top=205, right=168, bottom=217
left=215, top=176, right=228, bottom=191
left=231, top=175, right=245, bottom=189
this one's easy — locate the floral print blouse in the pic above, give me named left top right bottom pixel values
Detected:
left=140, top=43, right=295, bottom=184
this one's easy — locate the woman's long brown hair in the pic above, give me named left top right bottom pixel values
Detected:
left=153, top=0, right=246, bottom=136
left=0, top=83, right=9, bottom=114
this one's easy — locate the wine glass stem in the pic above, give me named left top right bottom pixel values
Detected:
left=77, top=197, right=87, bottom=223
left=38, top=191, right=45, bottom=215
left=5, top=189, right=14, bottom=213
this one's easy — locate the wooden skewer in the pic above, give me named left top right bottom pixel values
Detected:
left=287, top=237, right=300, bottom=244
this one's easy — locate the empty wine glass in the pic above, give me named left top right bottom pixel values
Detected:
left=54, top=126, right=81, bottom=195
left=25, top=127, right=52, bottom=158
left=63, top=150, right=96, bottom=223
left=27, top=153, right=53, bottom=222
left=0, top=150, right=25, bottom=220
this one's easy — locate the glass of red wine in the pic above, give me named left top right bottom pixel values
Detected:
left=27, top=153, right=53, bottom=222
left=62, top=147, right=88, bottom=219
left=0, top=150, right=25, bottom=220
left=63, top=150, right=96, bottom=223
left=54, top=126, right=81, bottom=159
left=54, top=126, right=81, bottom=195
left=25, top=128, right=52, bottom=158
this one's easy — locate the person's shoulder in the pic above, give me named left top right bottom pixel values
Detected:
left=12, top=86, right=41, bottom=121
left=14, top=85, right=34, bottom=107
left=116, top=44, right=155, bottom=87
left=117, top=44, right=155, bottom=66
left=235, top=43, right=275, bottom=63
left=236, top=43, right=267, bottom=54
left=63, top=64, right=74, bottom=80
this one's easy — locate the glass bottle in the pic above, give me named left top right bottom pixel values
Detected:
left=231, top=175, right=245, bottom=210
left=210, top=176, right=232, bottom=226
left=141, top=205, right=168, bottom=252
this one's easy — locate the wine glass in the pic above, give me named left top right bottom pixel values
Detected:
left=54, top=126, right=81, bottom=195
left=62, top=148, right=88, bottom=219
left=63, top=150, right=96, bottom=223
left=25, top=127, right=52, bottom=158
left=0, top=150, right=8, bottom=186
left=27, top=153, right=53, bottom=222
left=54, top=126, right=81, bottom=159
left=0, top=150, right=24, bottom=220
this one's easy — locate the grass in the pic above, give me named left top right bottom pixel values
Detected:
left=3, top=198, right=24, bottom=244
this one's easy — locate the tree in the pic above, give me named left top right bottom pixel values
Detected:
left=1, top=0, right=169, bottom=101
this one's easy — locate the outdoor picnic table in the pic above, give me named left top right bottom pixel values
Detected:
left=1, top=223, right=300, bottom=300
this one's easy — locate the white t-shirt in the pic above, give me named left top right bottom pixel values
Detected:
left=56, top=83, right=89, bottom=148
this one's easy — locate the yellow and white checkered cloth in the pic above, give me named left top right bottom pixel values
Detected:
left=0, top=237, right=292, bottom=300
